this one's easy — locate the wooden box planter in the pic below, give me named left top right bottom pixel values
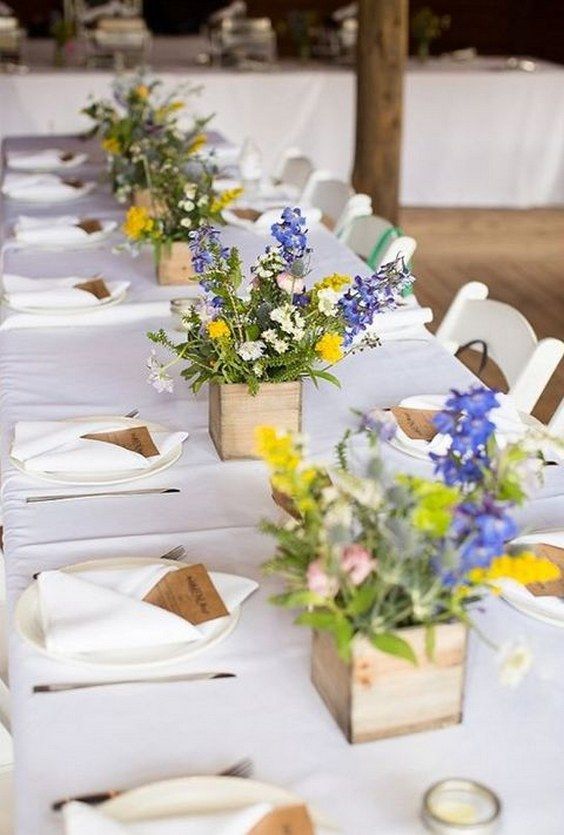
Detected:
left=209, top=381, right=302, bottom=461
left=156, top=242, right=197, bottom=286
left=311, top=623, right=467, bottom=744
left=133, top=188, right=166, bottom=218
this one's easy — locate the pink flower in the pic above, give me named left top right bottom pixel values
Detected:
left=276, top=272, right=305, bottom=295
left=341, top=544, right=376, bottom=586
left=307, top=559, right=339, bottom=598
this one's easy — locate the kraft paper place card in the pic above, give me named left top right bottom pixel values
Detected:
left=74, top=277, right=111, bottom=299
left=63, top=178, right=83, bottom=189
left=527, top=544, right=564, bottom=597
left=76, top=218, right=103, bottom=234
left=389, top=407, right=439, bottom=441
left=59, top=151, right=75, bottom=162
left=232, top=207, right=262, bottom=222
left=144, top=564, right=229, bottom=625
left=81, top=426, right=159, bottom=457
left=249, top=805, right=314, bottom=835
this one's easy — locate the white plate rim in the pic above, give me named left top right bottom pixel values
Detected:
left=101, top=774, right=335, bottom=830
left=11, top=220, right=118, bottom=250
left=499, top=529, right=564, bottom=627
left=3, top=181, right=96, bottom=203
left=14, top=557, right=241, bottom=669
left=10, top=416, right=184, bottom=486
left=1, top=288, right=127, bottom=315
left=8, top=152, right=89, bottom=172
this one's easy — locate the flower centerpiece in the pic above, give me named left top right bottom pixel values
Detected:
left=122, top=167, right=242, bottom=285
left=256, top=385, right=559, bottom=743
left=82, top=72, right=208, bottom=205
left=147, top=207, right=414, bottom=459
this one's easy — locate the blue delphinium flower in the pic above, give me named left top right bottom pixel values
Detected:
left=338, top=275, right=398, bottom=346
left=270, top=207, right=310, bottom=267
left=188, top=225, right=228, bottom=274
left=452, top=496, right=518, bottom=570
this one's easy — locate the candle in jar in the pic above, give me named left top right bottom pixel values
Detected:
left=422, top=779, right=501, bottom=833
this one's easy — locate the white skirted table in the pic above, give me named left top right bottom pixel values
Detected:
left=1, top=56, right=564, bottom=206
left=1, top=136, right=564, bottom=835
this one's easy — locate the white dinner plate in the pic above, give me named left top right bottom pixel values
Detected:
left=1, top=287, right=127, bottom=315
left=387, top=406, right=542, bottom=461
left=500, top=530, right=564, bottom=628
left=8, top=152, right=89, bottom=172
left=4, top=181, right=96, bottom=203
left=15, top=557, right=241, bottom=669
left=101, top=775, right=337, bottom=831
left=12, top=219, right=118, bottom=250
left=10, top=416, right=184, bottom=486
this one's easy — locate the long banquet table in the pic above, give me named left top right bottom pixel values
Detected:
left=2, top=55, right=564, bottom=207
left=1, top=136, right=564, bottom=835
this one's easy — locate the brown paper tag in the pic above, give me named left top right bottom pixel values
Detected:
left=76, top=218, right=103, bottom=235
left=527, top=544, right=564, bottom=597
left=232, top=207, right=261, bottom=222
left=59, top=151, right=75, bottom=162
left=81, top=426, right=159, bottom=458
left=249, top=805, right=314, bottom=835
left=390, top=407, right=439, bottom=441
left=63, top=178, right=83, bottom=189
left=144, top=564, right=229, bottom=625
left=74, top=278, right=111, bottom=300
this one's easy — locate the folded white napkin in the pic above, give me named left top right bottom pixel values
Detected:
left=390, top=392, right=525, bottom=457
left=499, top=530, right=564, bottom=616
left=39, top=564, right=258, bottom=654
left=0, top=300, right=170, bottom=330
left=64, top=800, right=273, bottom=835
left=7, top=148, right=88, bottom=172
left=3, top=173, right=95, bottom=201
left=12, top=418, right=187, bottom=473
left=12, top=215, right=116, bottom=247
left=2, top=274, right=129, bottom=310
left=361, top=306, right=433, bottom=338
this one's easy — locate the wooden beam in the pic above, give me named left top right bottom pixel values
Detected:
left=352, top=0, right=408, bottom=226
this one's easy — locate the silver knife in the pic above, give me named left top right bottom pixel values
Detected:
left=34, top=672, right=235, bottom=693
left=26, top=487, right=181, bottom=504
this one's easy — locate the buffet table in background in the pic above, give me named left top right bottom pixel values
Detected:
left=1, top=135, right=564, bottom=835
left=1, top=55, right=564, bottom=206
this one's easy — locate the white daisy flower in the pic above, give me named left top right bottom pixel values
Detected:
left=237, top=340, right=266, bottom=361
left=146, top=350, right=174, bottom=394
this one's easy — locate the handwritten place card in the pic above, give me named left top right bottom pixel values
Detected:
left=59, top=151, right=76, bottom=162
left=74, top=277, right=111, bottom=300
left=144, top=564, right=229, bottom=625
left=527, top=544, right=564, bottom=597
left=81, top=426, right=159, bottom=458
left=232, top=207, right=261, bottom=222
left=249, top=805, right=314, bottom=835
left=76, top=218, right=103, bottom=235
left=63, top=178, right=83, bottom=189
left=389, top=407, right=439, bottom=441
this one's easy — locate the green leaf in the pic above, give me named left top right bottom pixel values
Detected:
left=332, top=617, right=354, bottom=660
left=424, top=623, right=436, bottom=662
left=346, top=585, right=378, bottom=616
left=371, top=632, right=418, bottom=665
left=295, top=611, right=336, bottom=631
left=269, top=590, right=326, bottom=609
left=310, top=369, right=341, bottom=388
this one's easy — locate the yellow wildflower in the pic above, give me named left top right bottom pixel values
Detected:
left=169, top=100, right=184, bottom=111
left=211, top=186, right=244, bottom=214
left=468, top=552, right=560, bottom=587
left=206, top=320, right=230, bottom=340
left=101, top=136, right=121, bottom=155
left=314, top=273, right=351, bottom=293
left=122, top=206, right=154, bottom=240
left=135, top=84, right=150, bottom=100
left=187, top=133, right=207, bottom=155
left=255, top=426, right=301, bottom=471
left=315, top=333, right=344, bottom=364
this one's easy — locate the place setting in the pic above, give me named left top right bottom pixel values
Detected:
left=5, top=147, right=89, bottom=173
left=5, top=214, right=118, bottom=250
left=1, top=173, right=96, bottom=202
left=1, top=273, right=129, bottom=315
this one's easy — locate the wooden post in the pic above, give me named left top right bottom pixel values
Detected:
left=352, top=0, right=408, bottom=226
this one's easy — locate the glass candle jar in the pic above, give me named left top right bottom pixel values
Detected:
left=170, top=298, right=194, bottom=332
left=422, top=779, right=501, bottom=834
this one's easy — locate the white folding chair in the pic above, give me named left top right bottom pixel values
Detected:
left=301, top=171, right=353, bottom=227
left=340, top=214, right=393, bottom=260
left=377, top=235, right=417, bottom=270
left=334, top=193, right=372, bottom=238
left=548, top=400, right=564, bottom=436
left=436, top=281, right=564, bottom=414
left=274, top=148, right=314, bottom=197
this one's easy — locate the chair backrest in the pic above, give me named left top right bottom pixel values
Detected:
left=376, top=235, right=417, bottom=270
left=340, top=214, right=393, bottom=260
left=548, top=400, right=564, bottom=436
left=278, top=151, right=314, bottom=195
left=334, top=193, right=372, bottom=238
left=301, top=171, right=353, bottom=226
left=436, top=281, right=564, bottom=413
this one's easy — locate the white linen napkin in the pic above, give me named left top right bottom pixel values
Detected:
left=361, top=306, right=433, bottom=338
left=389, top=392, right=525, bottom=457
left=0, top=300, right=170, bottom=330
left=11, top=215, right=116, bottom=247
left=39, top=564, right=258, bottom=654
left=2, top=274, right=130, bottom=309
left=11, top=418, right=187, bottom=473
left=2, top=173, right=95, bottom=201
left=63, top=800, right=273, bottom=835
left=7, top=148, right=88, bottom=171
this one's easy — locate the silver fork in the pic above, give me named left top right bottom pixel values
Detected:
left=219, top=759, right=254, bottom=779
left=124, top=408, right=139, bottom=418
left=159, top=545, right=186, bottom=562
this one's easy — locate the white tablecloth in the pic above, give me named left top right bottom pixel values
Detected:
left=1, top=136, right=564, bottom=835
left=1, top=57, right=564, bottom=206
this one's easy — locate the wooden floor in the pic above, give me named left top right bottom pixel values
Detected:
left=400, top=208, right=564, bottom=424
